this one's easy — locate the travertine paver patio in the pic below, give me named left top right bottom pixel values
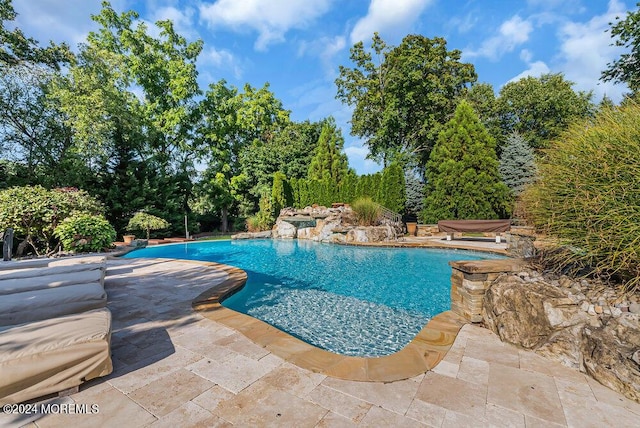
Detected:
left=4, top=257, right=639, bottom=428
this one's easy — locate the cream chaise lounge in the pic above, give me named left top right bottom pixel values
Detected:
left=0, top=256, right=113, bottom=404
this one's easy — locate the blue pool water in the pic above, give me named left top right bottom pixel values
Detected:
left=124, top=240, right=503, bottom=356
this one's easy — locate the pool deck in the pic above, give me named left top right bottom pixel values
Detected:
left=4, top=255, right=639, bottom=427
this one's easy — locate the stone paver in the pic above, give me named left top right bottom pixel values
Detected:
left=9, top=257, right=636, bottom=428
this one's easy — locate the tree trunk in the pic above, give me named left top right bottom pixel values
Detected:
left=221, top=206, right=229, bottom=233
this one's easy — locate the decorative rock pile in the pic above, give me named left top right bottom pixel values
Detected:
left=272, top=206, right=402, bottom=243
left=483, top=270, right=640, bottom=403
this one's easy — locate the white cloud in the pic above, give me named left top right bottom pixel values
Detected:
left=508, top=61, right=551, bottom=84
left=556, top=0, right=629, bottom=102
left=199, top=0, right=333, bottom=51
left=298, top=35, right=346, bottom=77
left=467, top=15, right=534, bottom=60
left=12, top=0, right=123, bottom=48
left=198, top=46, right=243, bottom=79
left=350, top=0, right=434, bottom=44
left=520, top=49, right=533, bottom=63
left=448, top=12, right=479, bottom=34
left=345, top=144, right=382, bottom=174
left=150, top=6, right=198, bottom=39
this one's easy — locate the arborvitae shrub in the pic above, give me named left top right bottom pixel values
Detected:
left=421, top=100, right=511, bottom=223
left=378, top=163, right=406, bottom=213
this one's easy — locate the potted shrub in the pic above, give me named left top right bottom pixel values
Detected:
left=123, top=234, right=135, bottom=245
left=406, top=222, right=417, bottom=236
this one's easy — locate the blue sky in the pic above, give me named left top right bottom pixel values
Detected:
left=13, top=0, right=633, bottom=174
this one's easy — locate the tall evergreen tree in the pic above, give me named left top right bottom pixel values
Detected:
left=422, top=100, right=511, bottom=223
left=307, top=119, right=349, bottom=183
left=404, top=172, right=424, bottom=217
left=378, top=162, right=406, bottom=213
left=271, top=171, right=292, bottom=217
left=499, top=132, right=537, bottom=197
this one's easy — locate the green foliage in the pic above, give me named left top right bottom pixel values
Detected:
left=338, top=171, right=358, bottom=204
left=351, top=197, right=381, bottom=226
left=495, top=73, right=594, bottom=149
left=421, top=101, right=511, bottom=223
left=126, top=212, right=170, bottom=239
left=463, top=82, right=501, bottom=140
left=254, top=192, right=275, bottom=231
left=522, top=102, right=640, bottom=290
left=54, top=214, right=116, bottom=252
left=499, top=132, right=537, bottom=196
left=378, top=163, right=406, bottom=213
left=404, top=173, right=424, bottom=217
left=245, top=215, right=261, bottom=232
left=307, top=119, right=349, bottom=183
left=271, top=171, right=292, bottom=217
left=601, top=3, right=640, bottom=94
left=0, top=185, right=104, bottom=255
left=0, top=0, right=72, bottom=68
left=336, top=33, right=477, bottom=168
left=356, top=173, right=382, bottom=201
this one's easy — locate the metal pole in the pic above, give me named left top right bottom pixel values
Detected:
left=184, top=215, right=189, bottom=240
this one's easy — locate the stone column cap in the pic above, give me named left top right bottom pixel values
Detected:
left=449, top=258, right=529, bottom=274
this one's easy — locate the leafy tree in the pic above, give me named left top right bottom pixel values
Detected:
left=307, top=119, right=349, bottom=183
left=463, top=82, right=501, bottom=142
left=0, top=0, right=71, bottom=68
left=240, top=119, right=322, bottom=191
left=126, top=212, right=170, bottom=239
left=499, top=132, right=537, bottom=197
left=404, top=173, right=425, bottom=217
left=0, top=66, right=82, bottom=188
left=190, top=168, right=235, bottom=232
left=49, top=2, right=204, bottom=233
left=422, top=101, right=511, bottom=223
left=336, top=33, right=476, bottom=169
left=601, top=2, right=640, bottom=94
left=198, top=80, right=291, bottom=218
left=378, top=163, right=406, bottom=213
left=495, top=73, right=594, bottom=149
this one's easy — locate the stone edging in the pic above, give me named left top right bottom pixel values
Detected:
left=189, top=259, right=468, bottom=382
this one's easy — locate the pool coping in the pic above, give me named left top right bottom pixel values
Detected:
left=188, top=259, right=469, bottom=382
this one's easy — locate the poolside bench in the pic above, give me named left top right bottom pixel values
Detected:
left=0, top=256, right=112, bottom=404
left=437, top=219, right=511, bottom=243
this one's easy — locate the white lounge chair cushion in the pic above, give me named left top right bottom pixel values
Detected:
left=0, top=263, right=105, bottom=295
left=0, top=282, right=107, bottom=326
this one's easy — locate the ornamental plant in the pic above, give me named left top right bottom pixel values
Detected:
left=54, top=214, right=116, bottom=252
left=0, top=185, right=104, bottom=255
left=499, top=132, right=537, bottom=197
left=351, top=197, right=381, bottom=226
left=126, top=212, right=170, bottom=239
left=522, top=102, right=640, bottom=291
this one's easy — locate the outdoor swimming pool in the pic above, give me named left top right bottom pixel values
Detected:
left=124, top=239, right=503, bottom=357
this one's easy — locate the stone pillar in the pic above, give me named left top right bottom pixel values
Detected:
left=506, top=226, right=537, bottom=258
left=449, top=259, right=527, bottom=323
